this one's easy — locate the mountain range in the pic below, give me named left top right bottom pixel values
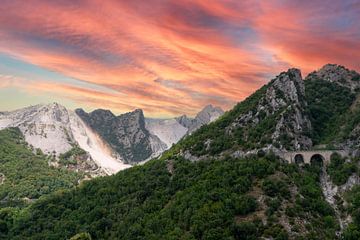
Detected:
left=0, top=103, right=223, bottom=174
left=2, top=64, right=360, bottom=239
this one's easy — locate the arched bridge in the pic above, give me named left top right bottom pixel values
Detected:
left=280, top=150, right=349, bottom=166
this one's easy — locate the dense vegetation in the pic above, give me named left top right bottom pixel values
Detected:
left=327, top=153, right=358, bottom=186
left=0, top=152, right=341, bottom=240
left=304, top=79, right=356, bottom=145
left=343, top=186, right=360, bottom=239
left=59, top=146, right=87, bottom=166
left=0, top=128, right=82, bottom=207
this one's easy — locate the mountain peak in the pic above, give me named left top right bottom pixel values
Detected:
left=270, top=67, right=304, bottom=105
left=306, top=64, right=360, bottom=91
left=195, top=104, right=224, bottom=124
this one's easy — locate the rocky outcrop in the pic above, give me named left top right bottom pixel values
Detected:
left=176, top=105, right=224, bottom=133
left=229, top=68, right=312, bottom=151
left=0, top=103, right=75, bottom=155
left=76, top=108, right=156, bottom=164
left=306, top=64, right=360, bottom=91
left=268, top=69, right=312, bottom=150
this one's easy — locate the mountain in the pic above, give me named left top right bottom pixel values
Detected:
left=0, top=103, right=129, bottom=175
left=167, top=68, right=313, bottom=160
left=2, top=64, right=360, bottom=239
left=145, top=118, right=188, bottom=149
left=77, top=105, right=224, bottom=164
left=0, top=103, right=223, bottom=171
left=306, top=64, right=360, bottom=92
left=0, top=127, right=82, bottom=206
left=176, top=104, right=224, bottom=133
left=75, top=108, right=167, bottom=165
left=145, top=105, right=224, bottom=149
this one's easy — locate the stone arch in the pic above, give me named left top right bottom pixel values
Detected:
left=310, top=154, right=324, bottom=167
left=294, top=154, right=304, bottom=165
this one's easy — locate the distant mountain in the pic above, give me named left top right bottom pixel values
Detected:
left=0, top=102, right=223, bottom=173
left=76, top=105, right=224, bottom=164
left=75, top=108, right=167, bottom=165
left=0, top=103, right=130, bottom=175
left=176, top=104, right=224, bottom=133
left=146, top=105, right=224, bottom=150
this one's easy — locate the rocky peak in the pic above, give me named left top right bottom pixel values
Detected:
left=195, top=104, right=224, bottom=124
left=119, top=108, right=144, bottom=120
left=306, top=64, right=360, bottom=91
left=41, top=103, right=70, bottom=123
left=175, top=114, right=193, bottom=128
left=76, top=108, right=153, bottom=164
left=268, top=68, right=304, bottom=106
left=228, top=67, right=312, bottom=152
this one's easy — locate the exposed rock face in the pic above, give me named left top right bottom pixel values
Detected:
left=76, top=108, right=156, bottom=164
left=268, top=69, right=312, bottom=150
left=175, top=115, right=194, bottom=129
left=229, top=68, right=312, bottom=151
left=146, top=105, right=224, bottom=149
left=175, top=105, right=224, bottom=134
left=306, top=64, right=360, bottom=91
left=195, top=104, right=224, bottom=125
left=145, top=118, right=188, bottom=149
left=0, top=103, right=75, bottom=155
left=0, top=103, right=127, bottom=175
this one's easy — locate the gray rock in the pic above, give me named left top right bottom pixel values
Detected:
left=76, top=108, right=153, bottom=164
left=306, top=64, right=360, bottom=91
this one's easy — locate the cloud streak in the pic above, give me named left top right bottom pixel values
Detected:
left=0, top=0, right=359, bottom=116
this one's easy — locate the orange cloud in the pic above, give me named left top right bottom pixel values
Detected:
left=0, top=0, right=359, bottom=116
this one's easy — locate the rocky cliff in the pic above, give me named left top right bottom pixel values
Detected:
left=76, top=108, right=161, bottom=164
left=0, top=103, right=129, bottom=175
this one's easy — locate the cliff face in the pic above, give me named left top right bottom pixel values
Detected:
left=231, top=68, right=312, bottom=151
left=76, top=108, right=156, bottom=164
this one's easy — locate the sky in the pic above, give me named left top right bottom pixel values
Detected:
left=0, top=0, right=359, bottom=117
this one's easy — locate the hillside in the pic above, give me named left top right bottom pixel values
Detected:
left=2, top=64, right=360, bottom=239
left=2, top=154, right=347, bottom=240
left=165, top=64, right=360, bottom=159
left=0, top=128, right=82, bottom=208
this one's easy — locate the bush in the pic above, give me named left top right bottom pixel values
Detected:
left=234, top=195, right=257, bottom=215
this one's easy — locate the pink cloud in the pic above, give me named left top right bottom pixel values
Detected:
left=0, top=0, right=359, bottom=116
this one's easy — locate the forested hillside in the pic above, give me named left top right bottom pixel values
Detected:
left=0, top=128, right=83, bottom=207
left=2, top=65, right=360, bottom=239
left=2, top=153, right=346, bottom=240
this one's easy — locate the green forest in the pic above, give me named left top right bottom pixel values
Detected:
left=2, top=151, right=358, bottom=239
left=0, top=127, right=82, bottom=208
left=0, top=155, right=339, bottom=239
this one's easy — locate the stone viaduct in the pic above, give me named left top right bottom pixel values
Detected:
left=279, top=150, right=349, bottom=166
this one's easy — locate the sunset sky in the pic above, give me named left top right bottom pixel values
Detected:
left=0, top=0, right=359, bottom=117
